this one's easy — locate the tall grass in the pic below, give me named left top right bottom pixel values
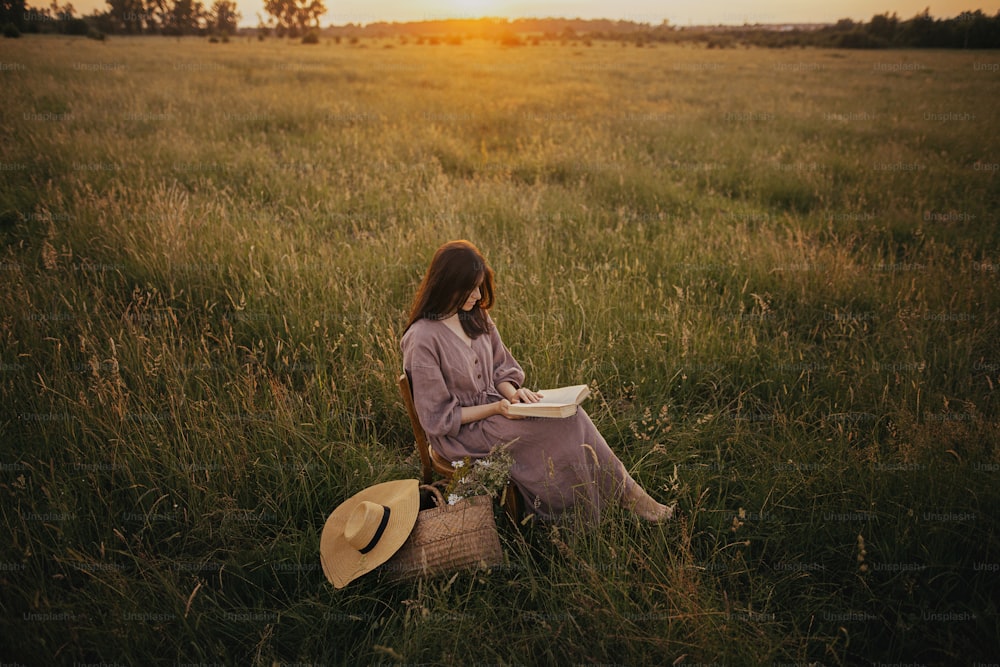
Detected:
left=1, top=36, right=998, bottom=664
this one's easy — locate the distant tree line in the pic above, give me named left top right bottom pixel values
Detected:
left=334, top=11, right=1000, bottom=49
left=2, top=0, right=326, bottom=37
left=3, top=4, right=999, bottom=47
left=2, top=0, right=240, bottom=35
left=677, top=10, right=1000, bottom=49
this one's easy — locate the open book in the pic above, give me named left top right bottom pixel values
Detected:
left=507, top=384, right=590, bottom=419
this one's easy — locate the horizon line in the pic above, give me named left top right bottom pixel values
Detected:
left=237, top=10, right=998, bottom=29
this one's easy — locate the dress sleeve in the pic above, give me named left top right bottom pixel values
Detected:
left=487, top=317, right=526, bottom=389
left=402, top=328, right=463, bottom=438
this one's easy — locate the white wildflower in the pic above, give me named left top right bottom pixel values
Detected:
left=451, top=460, right=464, bottom=469
left=447, top=493, right=462, bottom=505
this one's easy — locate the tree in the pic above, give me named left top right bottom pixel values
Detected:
left=2, top=0, right=27, bottom=31
left=145, top=0, right=167, bottom=32
left=263, top=0, right=324, bottom=37
left=868, top=12, right=899, bottom=43
left=102, top=0, right=204, bottom=34
left=41, top=2, right=88, bottom=34
left=163, top=0, right=205, bottom=34
left=208, top=0, right=237, bottom=34
left=955, top=10, right=1000, bottom=49
left=105, top=0, right=152, bottom=33
left=901, top=8, right=940, bottom=47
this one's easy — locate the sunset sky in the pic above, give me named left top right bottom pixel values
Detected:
left=67, top=0, right=1000, bottom=27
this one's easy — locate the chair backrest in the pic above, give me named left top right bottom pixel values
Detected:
left=399, top=373, right=523, bottom=523
left=399, top=372, right=434, bottom=483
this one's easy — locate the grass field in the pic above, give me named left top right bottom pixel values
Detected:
left=1, top=34, right=999, bottom=665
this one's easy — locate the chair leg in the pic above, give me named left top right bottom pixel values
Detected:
left=502, top=481, right=524, bottom=525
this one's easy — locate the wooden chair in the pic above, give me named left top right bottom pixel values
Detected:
left=398, top=372, right=523, bottom=523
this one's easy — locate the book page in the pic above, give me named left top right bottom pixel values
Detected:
left=520, top=384, right=589, bottom=407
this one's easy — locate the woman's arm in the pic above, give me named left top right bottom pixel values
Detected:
left=496, top=381, right=518, bottom=402
left=487, top=316, right=526, bottom=389
left=498, top=381, right=542, bottom=404
left=462, top=401, right=510, bottom=424
left=487, top=317, right=540, bottom=404
left=461, top=400, right=514, bottom=424
left=461, top=387, right=538, bottom=423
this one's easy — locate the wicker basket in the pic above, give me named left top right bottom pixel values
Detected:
left=384, top=484, right=503, bottom=580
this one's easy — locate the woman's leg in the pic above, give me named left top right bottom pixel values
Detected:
left=497, top=409, right=675, bottom=522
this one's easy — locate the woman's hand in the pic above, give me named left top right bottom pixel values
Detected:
left=495, top=399, right=524, bottom=420
left=462, top=398, right=530, bottom=424
left=510, top=387, right=543, bottom=404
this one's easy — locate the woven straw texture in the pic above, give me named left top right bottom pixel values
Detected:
left=386, top=485, right=503, bottom=580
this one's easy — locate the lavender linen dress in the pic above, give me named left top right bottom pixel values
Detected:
left=401, top=316, right=638, bottom=521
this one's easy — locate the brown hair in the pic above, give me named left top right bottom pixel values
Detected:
left=405, top=240, right=495, bottom=338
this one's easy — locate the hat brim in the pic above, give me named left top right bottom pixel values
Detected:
left=320, top=479, right=420, bottom=588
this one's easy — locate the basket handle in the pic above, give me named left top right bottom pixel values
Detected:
left=419, top=483, right=447, bottom=508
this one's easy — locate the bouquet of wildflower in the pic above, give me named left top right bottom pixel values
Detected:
left=444, top=442, right=516, bottom=505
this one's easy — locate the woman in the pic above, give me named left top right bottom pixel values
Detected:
left=400, top=240, right=673, bottom=523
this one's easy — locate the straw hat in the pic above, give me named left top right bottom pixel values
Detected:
left=320, top=479, right=420, bottom=588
